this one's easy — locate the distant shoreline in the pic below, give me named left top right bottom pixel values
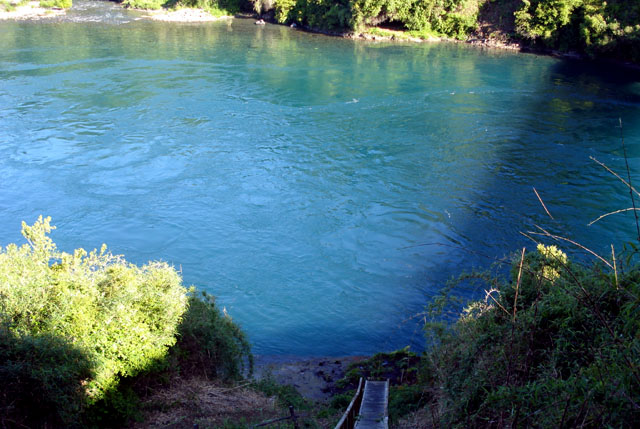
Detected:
left=3, top=2, right=639, bottom=70
left=0, top=1, right=66, bottom=20
left=137, top=7, right=232, bottom=22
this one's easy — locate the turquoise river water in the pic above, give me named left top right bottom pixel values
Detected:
left=1, top=1, right=640, bottom=355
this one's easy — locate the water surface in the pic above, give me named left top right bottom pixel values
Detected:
left=1, top=1, right=639, bottom=355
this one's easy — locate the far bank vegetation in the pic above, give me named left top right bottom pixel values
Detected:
left=113, top=0, right=640, bottom=62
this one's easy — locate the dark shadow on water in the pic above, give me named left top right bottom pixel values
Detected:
left=378, top=51, right=640, bottom=353
left=1, top=21, right=640, bottom=358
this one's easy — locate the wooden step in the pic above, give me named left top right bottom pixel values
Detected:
left=354, top=380, right=389, bottom=429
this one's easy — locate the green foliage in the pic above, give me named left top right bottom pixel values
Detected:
left=122, top=0, right=244, bottom=14
left=0, top=217, right=253, bottom=426
left=328, top=391, right=354, bottom=409
left=180, top=0, right=246, bottom=14
left=0, top=0, right=30, bottom=11
left=0, top=0, right=70, bottom=11
left=173, top=290, right=253, bottom=380
left=253, top=377, right=310, bottom=410
left=423, top=245, right=640, bottom=427
left=398, top=0, right=480, bottom=39
left=0, top=216, right=188, bottom=425
left=265, top=0, right=640, bottom=61
left=274, top=0, right=296, bottom=23
left=0, top=330, right=93, bottom=428
left=285, top=0, right=354, bottom=30
left=515, top=0, right=581, bottom=40
left=514, top=0, right=640, bottom=61
left=340, top=348, right=422, bottom=386
left=388, top=384, right=428, bottom=422
left=39, top=0, right=72, bottom=8
left=122, top=0, right=164, bottom=9
left=271, top=0, right=478, bottom=37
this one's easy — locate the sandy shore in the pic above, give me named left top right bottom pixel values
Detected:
left=141, top=7, right=232, bottom=22
left=0, top=1, right=66, bottom=20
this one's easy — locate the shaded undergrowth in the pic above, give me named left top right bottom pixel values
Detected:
left=420, top=244, right=640, bottom=427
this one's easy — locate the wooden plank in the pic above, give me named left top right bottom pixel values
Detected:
left=354, top=380, right=389, bottom=429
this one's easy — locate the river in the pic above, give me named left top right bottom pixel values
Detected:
left=1, top=1, right=639, bottom=355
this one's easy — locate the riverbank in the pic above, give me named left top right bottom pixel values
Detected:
left=0, top=1, right=66, bottom=20
left=252, top=355, right=366, bottom=402
left=139, top=7, right=231, bottom=22
left=0, top=1, right=615, bottom=64
left=130, top=355, right=367, bottom=428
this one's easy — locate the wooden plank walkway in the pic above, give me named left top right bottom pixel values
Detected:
left=354, top=380, right=389, bottom=429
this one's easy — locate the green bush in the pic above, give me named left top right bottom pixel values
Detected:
left=253, top=377, right=309, bottom=409
left=122, top=0, right=245, bottom=13
left=514, top=0, right=640, bottom=61
left=396, top=0, right=479, bottom=38
left=274, top=0, right=296, bottom=23
left=291, top=0, right=354, bottom=30
left=425, top=244, right=640, bottom=427
left=173, top=290, right=253, bottom=380
left=181, top=0, right=247, bottom=14
left=280, top=0, right=478, bottom=37
left=0, top=216, right=188, bottom=426
left=0, top=330, right=93, bottom=428
left=122, top=0, right=165, bottom=10
left=39, top=0, right=72, bottom=8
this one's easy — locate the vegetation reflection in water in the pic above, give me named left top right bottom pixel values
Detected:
left=0, top=15, right=639, bottom=355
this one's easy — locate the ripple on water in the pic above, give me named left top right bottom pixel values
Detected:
left=0, top=10, right=639, bottom=355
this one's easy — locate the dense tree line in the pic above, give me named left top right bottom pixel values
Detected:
left=515, top=0, right=640, bottom=60
left=114, top=0, right=639, bottom=61
left=250, top=0, right=640, bottom=61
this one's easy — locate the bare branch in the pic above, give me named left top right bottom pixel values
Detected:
left=533, top=187, right=554, bottom=219
left=590, top=156, right=640, bottom=198
left=513, top=247, right=525, bottom=322
left=589, top=208, right=640, bottom=226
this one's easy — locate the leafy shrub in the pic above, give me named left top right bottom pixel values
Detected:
left=39, top=0, right=72, bottom=8
left=395, top=0, right=479, bottom=38
left=0, top=216, right=188, bottom=425
left=282, top=0, right=478, bottom=37
left=425, top=244, right=640, bottom=427
left=180, top=0, right=247, bottom=14
left=274, top=0, right=296, bottom=23
left=388, top=384, right=428, bottom=422
left=291, top=0, right=354, bottom=30
left=514, top=0, right=580, bottom=41
left=514, top=0, right=640, bottom=61
left=122, top=0, right=245, bottom=13
left=253, top=377, right=310, bottom=409
left=0, top=330, right=93, bottom=428
left=173, top=290, right=253, bottom=380
left=122, top=0, right=164, bottom=9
